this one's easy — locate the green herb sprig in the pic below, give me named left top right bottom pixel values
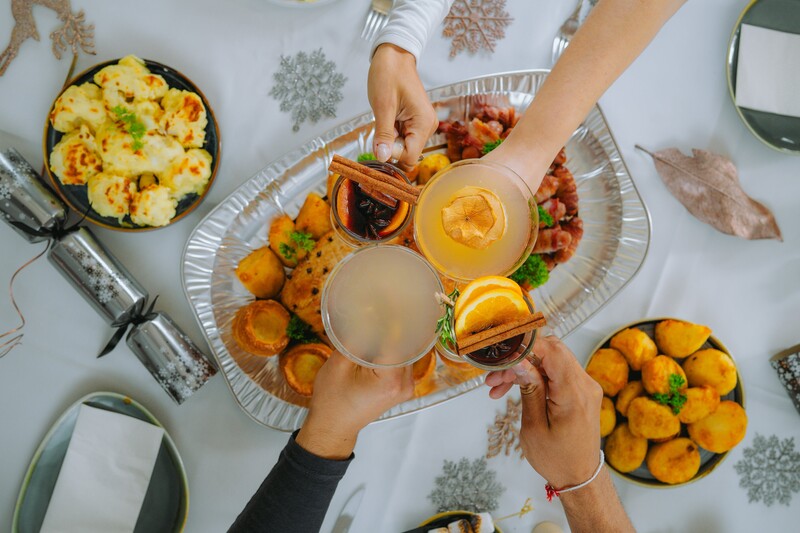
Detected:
left=537, top=205, right=554, bottom=227
left=436, top=288, right=460, bottom=350
left=652, top=373, right=688, bottom=414
left=510, top=254, right=549, bottom=290
left=482, top=139, right=503, bottom=155
left=278, top=231, right=316, bottom=261
left=112, top=105, right=146, bottom=151
left=357, top=152, right=377, bottom=162
left=286, top=314, right=319, bottom=344
left=290, top=231, right=315, bottom=252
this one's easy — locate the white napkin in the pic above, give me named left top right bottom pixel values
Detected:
left=39, top=404, right=164, bottom=533
left=735, top=24, right=800, bottom=118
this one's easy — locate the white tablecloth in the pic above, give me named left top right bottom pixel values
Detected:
left=1, top=1, right=798, bottom=531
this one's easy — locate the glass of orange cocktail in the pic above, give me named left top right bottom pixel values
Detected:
left=414, top=159, right=538, bottom=282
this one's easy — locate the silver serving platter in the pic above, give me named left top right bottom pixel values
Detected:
left=181, top=70, right=651, bottom=431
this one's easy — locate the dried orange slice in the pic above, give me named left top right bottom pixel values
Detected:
left=441, top=186, right=505, bottom=249
left=454, top=287, right=529, bottom=337
left=454, top=275, right=523, bottom=317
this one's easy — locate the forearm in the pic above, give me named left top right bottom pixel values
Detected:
left=559, top=468, right=635, bottom=533
left=371, top=0, right=455, bottom=61
left=228, top=430, right=353, bottom=533
left=493, top=0, right=686, bottom=190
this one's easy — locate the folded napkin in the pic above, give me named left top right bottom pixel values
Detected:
left=40, top=404, right=164, bottom=533
left=735, top=24, right=800, bottom=118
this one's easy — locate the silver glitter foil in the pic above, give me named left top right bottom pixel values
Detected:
left=126, top=312, right=216, bottom=404
left=47, top=227, right=148, bottom=323
left=771, top=344, right=800, bottom=416
left=0, top=146, right=66, bottom=242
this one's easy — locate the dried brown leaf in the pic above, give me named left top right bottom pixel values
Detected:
left=637, top=146, right=782, bottom=241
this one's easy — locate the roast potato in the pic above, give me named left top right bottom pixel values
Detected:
left=646, top=438, right=701, bottom=484
left=616, top=380, right=645, bottom=417
left=295, top=192, right=332, bottom=239
left=627, top=397, right=681, bottom=440
left=678, top=386, right=720, bottom=424
left=605, top=423, right=648, bottom=473
left=688, top=400, right=747, bottom=453
left=235, top=246, right=285, bottom=299
left=610, top=327, right=657, bottom=370
left=417, top=153, right=450, bottom=185
left=655, top=319, right=711, bottom=358
left=642, top=355, right=688, bottom=395
left=600, top=396, right=617, bottom=438
left=682, top=349, right=738, bottom=396
left=269, top=213, right=307, bottom=268
left=586, top=348, right=629, bottom=396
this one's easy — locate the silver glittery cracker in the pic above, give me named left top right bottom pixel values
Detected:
left=269, top=48, right=347, bottom=132
left=443, top=0, right=513, bottom=57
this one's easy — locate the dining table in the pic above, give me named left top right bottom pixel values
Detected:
left=1, top=0, right=799, bottom=531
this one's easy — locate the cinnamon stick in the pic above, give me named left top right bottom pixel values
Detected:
left=329, top=154, right=420, bottom=205
left=457, top=312, right=547, bottom=355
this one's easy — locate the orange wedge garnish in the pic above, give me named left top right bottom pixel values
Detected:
left=454, top=287, right=529, bottom=338
left=454, top=275, right=523, bottom=317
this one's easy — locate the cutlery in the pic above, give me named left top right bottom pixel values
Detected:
left=361, top=0, right=393, bottom=42
left=331, top=485, right=365, bottom=533
left=551, top=0, right=596, bottom=65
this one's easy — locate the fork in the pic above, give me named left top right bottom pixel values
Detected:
left=551, top=0, right=597, bottom=65
left=360, top=0, right=393, bottom=42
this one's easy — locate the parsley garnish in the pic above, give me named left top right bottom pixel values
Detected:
left=482, top=139, right=503, bottom=155
left=279, top=242, right=296, bottom=261
left=112, top=105, right=145, bottom=151
left=290, top=231, right=315, bottom=252
left=436, top=288, right=460, bottom=350
left=537, top=205, right=554, bottom=227
left=286, top=314, right=319, bottom=344
left=652, top=373, right=688, bottom=414
left=357, top=152, right=377, bottom=162
left=510, top=254, right=549, bottom=289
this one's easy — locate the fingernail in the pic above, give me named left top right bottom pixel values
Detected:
left=391, top=139, right=404, bottom=160
left=376, top=143, right=391, bottom=162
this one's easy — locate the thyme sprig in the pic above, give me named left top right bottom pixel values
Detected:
left=436, top=288, right=460, bottom=350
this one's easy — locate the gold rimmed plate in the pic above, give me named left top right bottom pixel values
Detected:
left=586, top=317, right=745, bottom=488
left=12, top=392, right=189, bottom=532
left=43, top=58, right=221, bottom=231
left=727, top=0, right=800, bottom=154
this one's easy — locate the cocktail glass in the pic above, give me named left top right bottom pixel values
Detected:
left=329, top=160, right=413, bottom=247
left=321, top=245, right=443, bottom=367
left=435, top=291, right=539, bottom=371
left=414, top=159, right=538, bottom=282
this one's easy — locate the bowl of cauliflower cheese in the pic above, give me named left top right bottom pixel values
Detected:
left=44, top=55, right=220, bottom=230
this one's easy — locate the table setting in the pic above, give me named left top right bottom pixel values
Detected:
left=1, top=0, right=799, bottom=532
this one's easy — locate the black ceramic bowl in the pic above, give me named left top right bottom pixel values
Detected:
left=43, top=58, right=221, bottom=231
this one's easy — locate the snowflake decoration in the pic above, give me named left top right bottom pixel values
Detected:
left=487, top=396, right=524, bottom=459
left=428, top=457, right=505, bottom=513
left=154, top=343, right=214, bottom=403
left=443, top=0, right=513, bottom=57
left=734, top=434, right=800, bottom=506
left=0, top=182, right=10, bottom=201
left=70, top=246, right=119, bottom=305
left=269, top=49, right=347, bottom=132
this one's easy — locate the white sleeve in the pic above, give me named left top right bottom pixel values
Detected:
left=370, top=0, right=455, bottom=62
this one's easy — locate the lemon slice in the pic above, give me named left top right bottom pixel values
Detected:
left=454, top=275, right=523, bottom=317
left=441, top=186, right=505, bottom=250
left=454, top=287, right=530, bottom=338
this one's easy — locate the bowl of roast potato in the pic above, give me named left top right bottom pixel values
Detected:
left=586, top=318, right=746, bottom=487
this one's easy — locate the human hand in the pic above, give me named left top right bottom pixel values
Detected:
left=296, top=351, right=414, bottom=459
left=484, top=336, right=603, bottom=488
left=368, top=44, right=438, bottom=169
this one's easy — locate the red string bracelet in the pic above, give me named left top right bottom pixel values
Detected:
left=545, top=450, right=605, bottom=502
